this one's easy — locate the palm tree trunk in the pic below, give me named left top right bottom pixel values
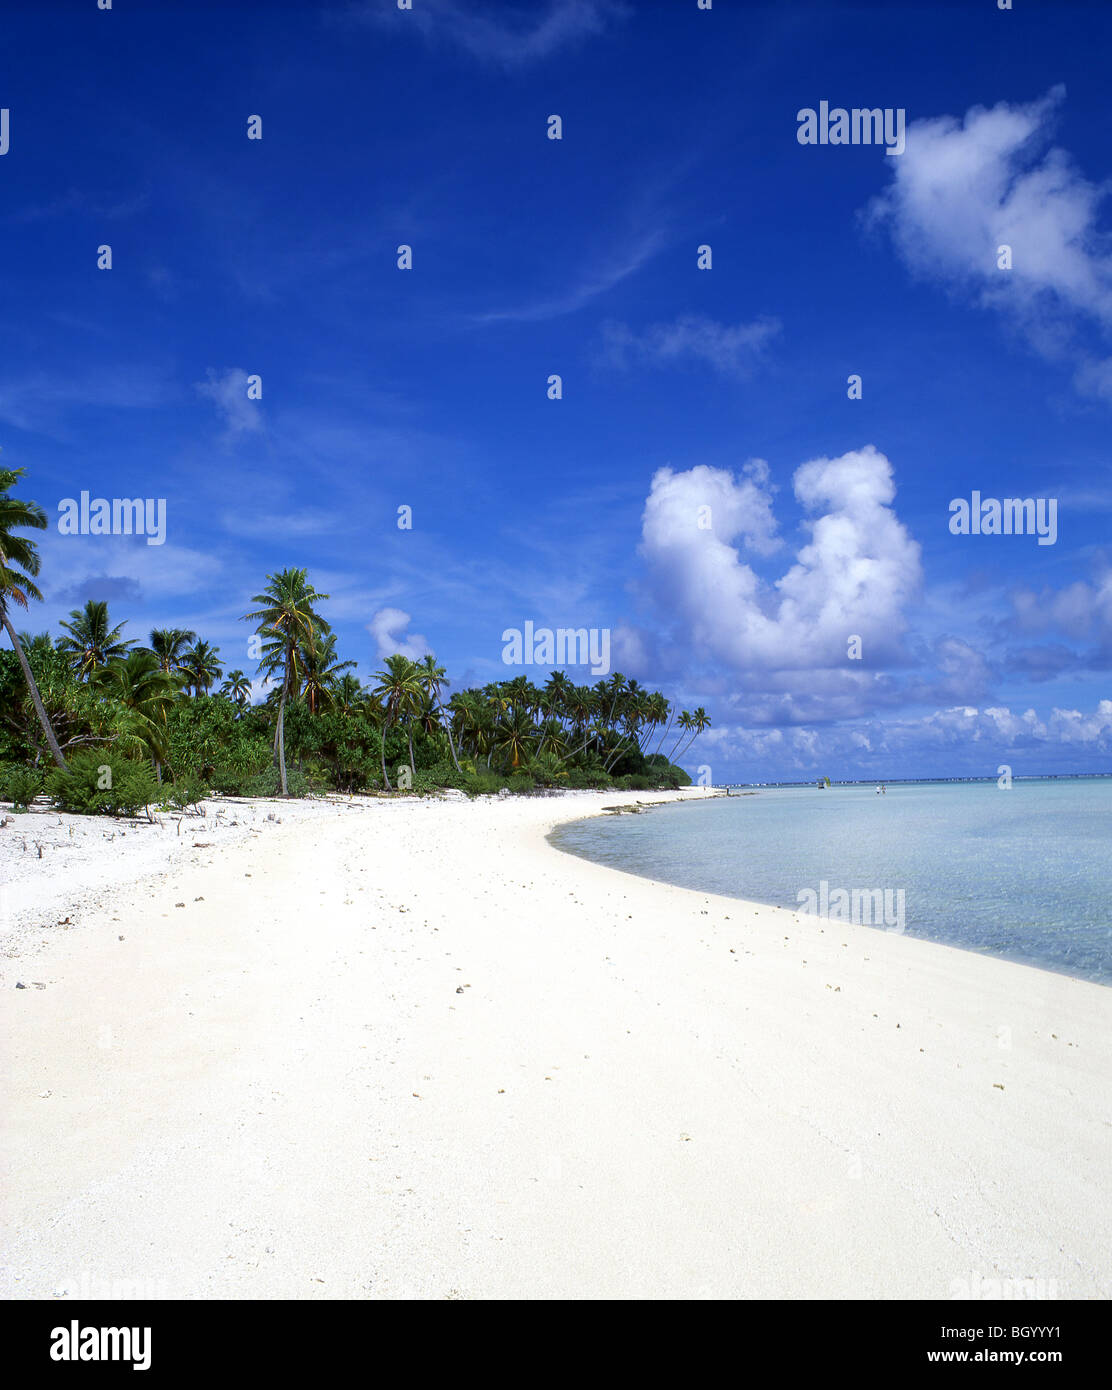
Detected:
left=654, top=709, right=675, bottom=757
left=2, top=613, right=67, bottom=769
left=277, top=668, right=289, bottom=797
left=673, top=730, right=700, bottom=763
left=379, top=724, right=392, bottom=791
left=445, top=722, right=463, bottom=775
left=406, top=727, right=416, bottom=780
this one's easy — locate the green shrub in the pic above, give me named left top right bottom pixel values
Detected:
left=240, top=765, right=310, bottom=799
left=564, top=769, right=610, bottom=790
left=209, top=764, right=265, bottom=796
left=461, top=770, right=503, bottom=797
left=48, top=750, right=163, bottom=817
left=4, top=765, right=44, bottom=810
left=523, top=753, right=569, bottom=787
left=162, top=775, right=208, bottom=811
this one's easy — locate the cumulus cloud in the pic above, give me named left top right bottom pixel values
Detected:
left=1011, top=569, right=1112, bottom=640
left=866, top=87, right=1112, bottom=397
left=704, top=699, right=1112, bottom=775
left=367, top=607, right=431, bottom=662
left=634, top=445, right=921, bottom=674
left=196, top=368, right=263, bottom=440
left=601, top=314, right=780, bottom=379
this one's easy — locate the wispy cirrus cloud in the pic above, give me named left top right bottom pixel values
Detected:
left=0, top=367, right=171, bottom=439
left=475, top=228, right=666, bottom=323
left=347, top=0, right=627, bottom=68
left=600, top=313, right=780, bottom=379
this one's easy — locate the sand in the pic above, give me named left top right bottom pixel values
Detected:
left=2, top=787, right=1110, bottom=1300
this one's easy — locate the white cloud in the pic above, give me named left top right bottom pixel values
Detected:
left=602, top=314, right=779, bottom=379
left=635, top=445, right=921, bottom=673
left=196, top=368, right=263, bottom=439
left=352, top=0, right=626, bottom=68
left=367, top=607, right=432, bottom=662
left=477, top=228, right=664, bottom=323
left=703, top=699, right=1112, bottom=773
left=0, top=367, right=170, bottom=439
left=867, top=87, right=1112, bottom=397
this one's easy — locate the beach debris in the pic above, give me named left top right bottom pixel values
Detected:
left=455, top=986, right=464, bottom=993
left=194, top=896, right=204, bottom=902
left=15, top=981, right=26, bottom=989
left=993, top=1083, right=1005, bottom=1090
left=174, top=902, right=185, bottom=908
left=39, top=1089, right=52, bottom=1098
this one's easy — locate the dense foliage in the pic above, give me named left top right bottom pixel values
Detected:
left=1, top=471, right=707, bottom=813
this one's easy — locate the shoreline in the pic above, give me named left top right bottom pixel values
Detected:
left=546, top=792, right=1112, bottom=992
left=2, top=787, right=1110, bottom=1299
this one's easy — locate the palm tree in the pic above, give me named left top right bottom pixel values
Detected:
left=300, top=632, right=355, bottom=714
left=669, top=710, right=694, bottom=760
left=372, top=654, right=425, bottom=783
left=93, top=650, right=179, bottom=774
left=449, top=689, right=491, bottom=766
left=641, top=691, right=669, bottom=753
left=672, top=707, right=711, bottom=762
left=150, top=627, right=197, bottom=676
left=0, top=466, right=67, bottom=768
left=181, top=639, right=223, bottom=696
left=58, top=599, right=134, bottom=679
left=333, top=673, right=364, bottom=715
left=244, top=568, right=331, bottom=797
left=417, top=653, right=462, bottom=775
left=17, top=630, right=55, bottom=659
left=220, top=669, right=252, bottom=707
left=361, top=689, right=391, bottom=790
left=536, top=716, right=568, bottom=761
left=494, top=707, right=536, bottom=770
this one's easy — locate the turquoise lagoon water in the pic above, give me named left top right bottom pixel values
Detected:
left=549, top=779, right=1112, bottom=985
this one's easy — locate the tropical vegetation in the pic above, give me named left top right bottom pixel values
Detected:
left=0, top=471, right=709, bottom=813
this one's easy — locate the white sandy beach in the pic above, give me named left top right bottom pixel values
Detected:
left=2, top=787, right=1110, bottom=1301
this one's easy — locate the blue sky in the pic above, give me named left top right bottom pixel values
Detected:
left=2, top=0, right=1111, bottom=781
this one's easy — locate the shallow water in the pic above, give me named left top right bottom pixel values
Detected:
left=550, top=780, right=1112, bottom=985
